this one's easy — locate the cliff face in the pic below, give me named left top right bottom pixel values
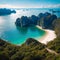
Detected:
left=40, top=14, right=57, bottom=29
left=15, top=12, right=57, bottom=30
left=15, top=15, right=39, bottom=27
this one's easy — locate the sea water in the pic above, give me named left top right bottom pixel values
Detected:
left=0, top=8, right=60, bottom=45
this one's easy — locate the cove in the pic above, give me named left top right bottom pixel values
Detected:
left=0, top=25, right=46, bottom=45
left=0, top=8, right=51, bottom=45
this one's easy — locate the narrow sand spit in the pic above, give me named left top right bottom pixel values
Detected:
left=36, top=25, right=56, bottom=45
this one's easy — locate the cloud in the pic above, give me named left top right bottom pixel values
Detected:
left=0, top=4, right=60, bottom=8
left=36, top=4, right=60, bottom=8
left=44, top=4, right=60, bottom=8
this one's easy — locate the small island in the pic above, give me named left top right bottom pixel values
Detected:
left=0, top=8, right=16, bottom=16
left=49, top=9, right=60, bottom=13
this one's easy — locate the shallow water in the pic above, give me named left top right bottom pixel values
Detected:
left=0, top=8, right=60, bottom=45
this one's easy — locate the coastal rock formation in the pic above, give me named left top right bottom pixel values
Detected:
left=0, top=19, right=60, bottom=60
left=15, top=16, right=30, bottom=27
left=38, top=12, right=57, bottom=29
left=15, top=15, right=39, bottom=27
left=40, top=14, right=57, bottom=29
left=25, top=38, right=40, bottom=45
left=15, top=18, right=21, bottom=26
left=15, top=12, right=57, bottom=30
left=30, top=15, right=39, bottom=25
left=0, top=8, right=16, bottom=16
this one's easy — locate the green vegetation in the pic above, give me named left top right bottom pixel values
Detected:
left=0, top=38, right=60, bottom=60
left=47, top=18, right=60, bottom=53
left=0, top=17, right=60, bottom=60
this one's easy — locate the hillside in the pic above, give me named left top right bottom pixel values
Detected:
left=0, top=38, right=60, bottom=60
left=47, top=18, right=60, bottom=53
left=0, top=18, right=60, bottom=60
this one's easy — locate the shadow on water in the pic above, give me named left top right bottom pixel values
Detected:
left=16, top=25, right=45, bottom=36
left=16, top=26, right=28, bottom=35
left=0, top=8, right=16, bottom=16
left=15, top=25, right=38, bottom=35
left=16, top=25, right=37, bottom=31
left=29, top=26, right=38, bottom=31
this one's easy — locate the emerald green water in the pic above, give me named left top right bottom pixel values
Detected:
left=0, top=8, right=60, bottom=45
left=0, top=24, right=45, bottom=45
left=0, top=9, right=46, bottom=45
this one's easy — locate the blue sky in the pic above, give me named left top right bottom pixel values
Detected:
left=0, top=0, right=60, bottom=8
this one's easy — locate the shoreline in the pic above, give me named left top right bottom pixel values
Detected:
left=36, top=25, right=56, bottom=45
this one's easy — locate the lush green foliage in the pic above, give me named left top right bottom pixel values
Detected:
left=47, top=18, right=60, bottom=53
left=0, top=16, right=60, bottom=60
left=0, top=37, right=60, bottom=60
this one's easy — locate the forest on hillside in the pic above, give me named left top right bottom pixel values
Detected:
left=0, top=16, right=60, bottom=60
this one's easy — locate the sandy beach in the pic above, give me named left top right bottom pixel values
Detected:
left=36, top=25, right=56, bottom=45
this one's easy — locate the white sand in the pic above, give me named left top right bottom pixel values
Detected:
left=36, top=25, right=56, bottom=45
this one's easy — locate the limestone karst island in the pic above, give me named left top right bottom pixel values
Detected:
left=0, top=0, right=60, bottom=60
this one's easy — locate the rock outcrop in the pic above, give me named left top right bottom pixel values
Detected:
left=15, top=12, right=57, bottom=30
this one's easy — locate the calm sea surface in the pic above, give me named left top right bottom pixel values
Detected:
left=0, top=8, right=60, bottom=45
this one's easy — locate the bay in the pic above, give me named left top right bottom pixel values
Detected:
left=0, top=8, right=60, bottom=45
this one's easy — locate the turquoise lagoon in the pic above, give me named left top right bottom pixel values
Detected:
left=0, top=8, right=60, bottom=45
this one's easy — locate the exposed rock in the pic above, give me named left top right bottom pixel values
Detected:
left=15, top=12, right=57, bottom=30
left=25, top=38, right=40, bottom=45
left=15, top=18, right=21, bottom=26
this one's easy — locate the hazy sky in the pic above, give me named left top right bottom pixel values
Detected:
left=0, top=0, right=60, bottom=8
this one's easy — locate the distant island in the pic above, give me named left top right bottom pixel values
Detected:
left=49, top=9, right=60, bottom=13
left=15, top=12, right=57, bottom=29
left=0, top=8, right=16, bottom=16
